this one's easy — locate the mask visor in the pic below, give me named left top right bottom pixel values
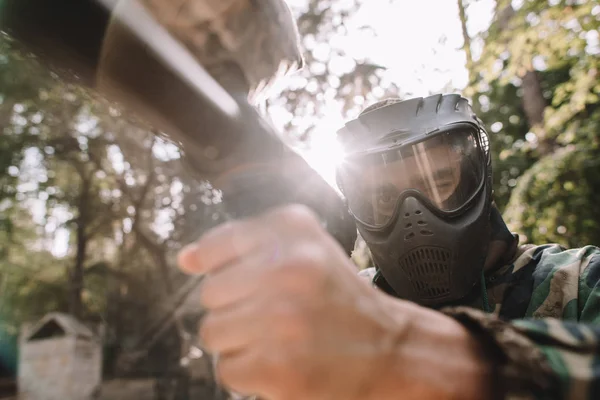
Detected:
left=339, top=128, right=484, bottom=228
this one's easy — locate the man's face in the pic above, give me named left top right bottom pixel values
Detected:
left=339, top=131, right=482, bottom=228
left=358, top=143, right=462, bottom=225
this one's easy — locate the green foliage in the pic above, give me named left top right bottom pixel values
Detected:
left=475, top=80, right=532, bottom=210
left=0, top=258, right=69, bottom=335
left=0, top=34, right=197, bottom=376
left=465, top=0, right=600, bottom=246
left=476, top=62, right=577, bottom=210
left=504, top=145, right=600, bottom=247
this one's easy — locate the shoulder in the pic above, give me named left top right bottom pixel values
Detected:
left=512, top=244, right=600, bottom=280
left=510, top=244, right=600, bottom=320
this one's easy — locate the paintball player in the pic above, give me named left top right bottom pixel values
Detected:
left=178, top=94, right=600, bottom=400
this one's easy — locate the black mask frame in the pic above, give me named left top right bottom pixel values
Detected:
left=336, top=94, right=494, bottom=307
left=338, top=122, right=488, bottom=231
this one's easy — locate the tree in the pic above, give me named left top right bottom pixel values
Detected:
left=463, top=0, right=600, bottom=245
left=457, top=0, right=478, bottom=110
left=504, top=145, right=600, bottom=248
left=266, top=0, right=400, bottom=143
left=0, top=34, right=194, bottom=378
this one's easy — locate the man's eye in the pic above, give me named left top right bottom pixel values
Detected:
left=434, top=169, right=453, bottom=180
left=376, top=184, right=398, bottom=205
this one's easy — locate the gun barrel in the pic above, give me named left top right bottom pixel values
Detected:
left=0, top=0, right=357, bottom=255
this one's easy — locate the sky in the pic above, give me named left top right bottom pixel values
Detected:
left=284, top=0, right=496, bottom=187
left=282, top=0, right=496, bottom=96
left=339, top=0, right=495, bottom=95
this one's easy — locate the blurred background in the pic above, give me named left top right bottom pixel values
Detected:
left=0, top=0, right=599, bottom=398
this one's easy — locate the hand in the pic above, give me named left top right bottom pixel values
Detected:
left=178, top=204, right=489, bottom=400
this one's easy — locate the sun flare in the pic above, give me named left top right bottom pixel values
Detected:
left=302, top=117, right=347, bottom=190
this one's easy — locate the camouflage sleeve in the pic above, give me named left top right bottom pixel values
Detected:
left=444, top=248, right=600, bottom=400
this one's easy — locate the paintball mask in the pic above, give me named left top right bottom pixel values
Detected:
left=337, top=94, right=493, bottom=307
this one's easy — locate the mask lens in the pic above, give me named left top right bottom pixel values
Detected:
left=339, top=129, right=484, bottom=227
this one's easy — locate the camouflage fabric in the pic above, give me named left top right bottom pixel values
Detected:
left=473, top=243, right=600, bottom=400
left=363, top=242, right=600, bottom=399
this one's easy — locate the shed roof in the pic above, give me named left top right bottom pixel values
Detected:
left=25, top=312, right=95, bottom=341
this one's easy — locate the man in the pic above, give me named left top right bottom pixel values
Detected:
left=178, top=94, right=600, bottom=400
left=13, top=1, right=598, bottom=398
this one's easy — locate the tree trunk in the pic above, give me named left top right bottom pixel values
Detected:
left=110, top=223, right=130, bottom=355
left=457, top=0, right=474, bottom=77
left=522, top=69, right=546, bottom=128
left=457, top=0, right=479, bottom=110
left=133, top=225, right=174, bottom=294
left=69, top=175, right=91, bottom=319
left=494, top=3, right=546, bottom=129
left=496, top=1, right=515, bottom=31
left=495, top=3, right=550, bottom=154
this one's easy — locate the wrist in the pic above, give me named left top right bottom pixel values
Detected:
left=373, top=294, right=492, bottom=399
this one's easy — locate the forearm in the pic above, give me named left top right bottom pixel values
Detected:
left=371, top=293, right=493, bottom=400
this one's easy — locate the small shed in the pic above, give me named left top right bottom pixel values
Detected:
left=18, top=313, right=102, bottom=400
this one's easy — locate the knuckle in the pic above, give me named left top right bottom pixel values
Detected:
left=262, top=353, right=305, bottom=395
left=204, top=220, right=237, bottom=245
left=216, top=357, right=236, bottom=386
left=299, top=244, right=330, bottom=269
left=290, top=243, right=328, bottom=269
left=198, top=278, right=218, bottom=308
left=270, top=303, right=310, bottom=343
left=262, top=349, right=291, bottom=376
left=274, top=244, right=330, bottom=293
left=274, top=204, right=322, bottom=231
left=277, top=264, right=315, bottom=293
left=198, top=312, right=217, bottom=348
left=296, top=245, right=330, bottom=279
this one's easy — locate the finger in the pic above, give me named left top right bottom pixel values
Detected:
left=199, top=244, right=282, bottom=310
left=200, top=297, right=265, bottom=354
left=216, top=347, right=277, bottom=399
left=178, top=204, right=323, bottom=276
left=177, top=218, right=269, bottom=275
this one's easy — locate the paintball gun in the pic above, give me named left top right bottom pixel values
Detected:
left=0, top=0, right=357, bottom=252
left=0, top=0, right=358, bottom=397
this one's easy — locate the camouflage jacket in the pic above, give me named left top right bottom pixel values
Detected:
left=361, top=243, right=600, bottom=399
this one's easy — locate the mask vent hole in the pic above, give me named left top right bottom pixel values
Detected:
left=415, top=210, right=422, bottom=215
left=418, top=220, right=427, bottom=226
left=405, top=232, right=415, bottom=240
left=404, top=213, right=410, bottom=218
left=420, top=229, right=434, bottom=236
left=405, top=223, right=412, bottom=229
left=398, top=247, right=452, bottom=299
